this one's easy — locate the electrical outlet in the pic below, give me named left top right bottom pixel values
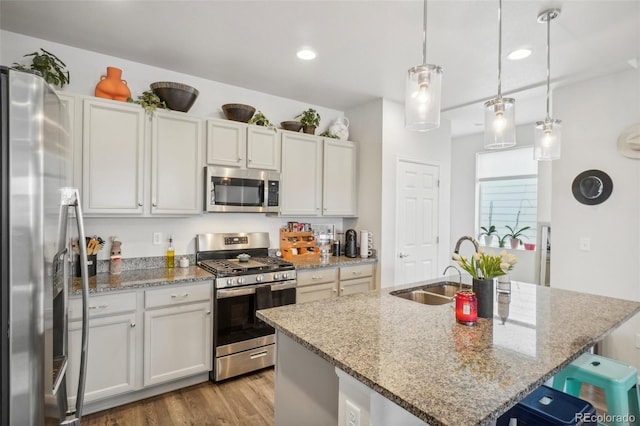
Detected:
left=579, top=237, right=591, bottom=251
left=346, top=400, right=361, bottom=426
left=153, top=232, right=162, bottom=245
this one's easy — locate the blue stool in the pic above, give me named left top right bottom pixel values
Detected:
left=552, top=353, right=640, bottom=426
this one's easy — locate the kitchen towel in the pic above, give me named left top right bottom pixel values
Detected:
left=254, top=285, right=273, bottom=327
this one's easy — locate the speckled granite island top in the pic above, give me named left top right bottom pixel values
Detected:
left=257, top=279, right=640, bottom=425
left=71, top=266, right=214, bottom=295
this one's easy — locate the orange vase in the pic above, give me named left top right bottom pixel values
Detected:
left=95, top=67, right=131, bottom=101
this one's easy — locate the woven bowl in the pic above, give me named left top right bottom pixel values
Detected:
left=280, top=121, right=303, bottom=132
left=150, top=82, right=199, bottom=112
left=221, top=104, right=256, bottom=123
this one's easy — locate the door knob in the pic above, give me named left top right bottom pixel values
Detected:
left=399, top=252, right=410, bottom=258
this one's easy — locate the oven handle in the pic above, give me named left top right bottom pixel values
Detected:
left=216, top=280, right=297, bottom=299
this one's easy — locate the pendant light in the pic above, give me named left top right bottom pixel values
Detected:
left=405, top=0, right=443, bottom=131
left=534, top=9, right=562, bottom=161
left=484, top=0, right=516, bottom=149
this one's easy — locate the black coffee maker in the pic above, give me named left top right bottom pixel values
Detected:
left=345, top=229, right=357, bottom=258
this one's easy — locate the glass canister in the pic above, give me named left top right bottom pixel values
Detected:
left=455, top=290, right=477, bottom=325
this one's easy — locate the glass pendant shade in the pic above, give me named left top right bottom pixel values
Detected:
left=483, top=97, right=516, bottom=149
left=405, top=64, right=443, bottom=131
left=534, top=118, right=561, bottom=160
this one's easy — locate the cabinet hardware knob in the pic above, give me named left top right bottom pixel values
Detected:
left=332, top=288, right=337, bottom=293
left=89, top=304, right=108, bottom=310
left=341, top=288, right=345, bottom=292
left=130, top=322, right=135, bottom=328
left=206, top=310, right=211, bottom=315
left=311, top=276, right=321, bottom=280
left=171, top=293, right=189, bottom=298
left=352, top=271, right=361, bottom=275
left=152, top=203, right=157, bottom=207
left=138, top=202, right=143, bottom=207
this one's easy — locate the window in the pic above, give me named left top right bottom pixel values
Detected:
left=476, top=147, right=537, bottom=247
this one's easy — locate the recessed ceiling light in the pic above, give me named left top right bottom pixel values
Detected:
left=507, top=48, right=533, bottom=61
left=297, top=49, right=316, bottom=60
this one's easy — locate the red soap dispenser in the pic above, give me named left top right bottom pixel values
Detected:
left=455, top=291, right=477, bottom=325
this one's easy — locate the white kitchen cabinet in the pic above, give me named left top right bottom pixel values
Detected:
left=206, top=119, right=280, bottom=171
left=82, top=98, right=145, bottom=214
left=143, top=283, right=212, bottom=387
left=56, top=92, right=82, bottom=188
left=67, top=292, right=139, bottom=405
left=81, top=97, right=203, bottom=216
left=322, top=139, right=357, bottom=216
left=296, top=263, right=375, bottom=303
left=280, top=132, right=323, bottom=216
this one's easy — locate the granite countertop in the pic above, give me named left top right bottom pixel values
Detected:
left=288, top=255, right=377, bottom=270
left=71, top=266, right=214, bottom=295
left=257, top=279, right=640, bottom=425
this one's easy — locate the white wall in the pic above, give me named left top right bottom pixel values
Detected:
left=379, top=100, right=452, bottom=288
left=450, top=124, right=550, bottom=284
left=551, top=68, right=640, bottom=369
left=1, top=30, right=346, bottom=259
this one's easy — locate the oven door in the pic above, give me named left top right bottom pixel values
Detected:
left=213, top=280, right=295, bottom=380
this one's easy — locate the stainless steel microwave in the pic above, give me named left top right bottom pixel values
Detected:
left=205, top=166, right=279, bottom=213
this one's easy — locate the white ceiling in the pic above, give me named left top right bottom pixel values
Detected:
left=1, top=0, right=638, bottom=136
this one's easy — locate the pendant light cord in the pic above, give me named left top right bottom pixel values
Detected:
left=545, top=13, right=551, bottom=119
left=497, top=0, right=503, bottom=98
left=422, top=0, right=428, bottom=65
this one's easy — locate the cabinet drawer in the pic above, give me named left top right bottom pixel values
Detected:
left=145, top=282, right=212, bottom=309
left=69, top=292, right=137, bottom=321
left=297, top=268, right=338, bottom=287
left=340, top=264, right=374, bottom=280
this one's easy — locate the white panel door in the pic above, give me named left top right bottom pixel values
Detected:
left=395, top=160, right=439, bottom=285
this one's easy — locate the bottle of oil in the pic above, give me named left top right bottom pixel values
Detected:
left=166, top=235, right=175, bottom=268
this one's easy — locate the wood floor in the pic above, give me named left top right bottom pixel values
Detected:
left=82, top=368, right=608, bottom=426
left=82, top=368, right=274, bottom=426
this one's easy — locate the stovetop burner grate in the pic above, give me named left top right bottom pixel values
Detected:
left=198, top=256, right=294, bottom=277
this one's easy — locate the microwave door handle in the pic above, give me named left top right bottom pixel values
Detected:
left=60, top=188, right=90, bottom=424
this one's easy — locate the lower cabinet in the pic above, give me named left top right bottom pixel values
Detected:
left=296, top=263, right=376, bottom=304
left=66, top=281, right=213, bottom=410
left=143, top=302, right=212, bottom=386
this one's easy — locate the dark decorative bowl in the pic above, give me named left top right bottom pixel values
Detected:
left=221, top=104, right=256, bottom=123
left=150, top=82, right=199, bottom=112
left=280, top=121, right=302, bottom=132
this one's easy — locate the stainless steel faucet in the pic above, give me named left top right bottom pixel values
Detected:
left=453, top=235, right=479, bottom=254
left=442, top=265, right=462, bottom=291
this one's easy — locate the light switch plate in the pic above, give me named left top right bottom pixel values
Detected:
left=153, top=232, right=162, bottom=245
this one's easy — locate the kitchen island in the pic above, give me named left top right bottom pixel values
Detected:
left=257, top=279, right=640, bottom=425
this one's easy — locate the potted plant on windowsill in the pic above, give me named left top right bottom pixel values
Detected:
left=504, top=225, right=530, bottom=249
left=296, top=108, right=320, bottom=135
left=478, top=225, right=498, bottom=247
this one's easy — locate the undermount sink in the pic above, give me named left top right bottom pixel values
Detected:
left=390, top=281, right=472, bottom=305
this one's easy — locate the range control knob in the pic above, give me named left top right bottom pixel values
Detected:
left=237, top=277, right=246, bottom=285
left=226, top=278, right=234, bottom=286
left=273, top=273, right=281, bottom=280
left=282, top=272, right=289, bottom=279
left=256, top=275, right=264, bottom=283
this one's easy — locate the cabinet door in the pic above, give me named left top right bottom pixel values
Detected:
left=280, top=132, right=322, bottom=216
left=247, top=125, right=280, bottom=171
left=67, top=312, right=138, bottom=405
left=143, top=302, right=212, bottom=386
left=206, top=119, right=246, bottom=167
left=82, top=99, right=145, bottom=214
left=339, top=277, right=373, bottom=296
left=151, top=112, right=203, bottom=214
left=323, top=139, right=357, bottom=216
left=296, top=282, right=337, bottom=304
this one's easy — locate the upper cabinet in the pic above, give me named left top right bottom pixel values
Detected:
left=206, top=119, right=280, bottom=171
left=280, top=132, right=357, bottom=217
left=82, top=98, right=203, bottom=216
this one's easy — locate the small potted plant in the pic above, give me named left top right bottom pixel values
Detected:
left=248, top=110, right=276, bottom=131
left=478, top=225, right=498, bottom=247
left=504, top=225, right=531, bottom=249
left=319, top=130, right=340, bottom=139
left=296, top=108, right=321, bottom=134
left=12, top=48, right=70, bottom=88
left=128, top=90, right=166, bottom=113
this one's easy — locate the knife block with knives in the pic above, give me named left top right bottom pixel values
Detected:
left=73, top=236, right=104, bottom=277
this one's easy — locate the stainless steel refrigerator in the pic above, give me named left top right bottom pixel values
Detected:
left=1, top=66, right=91, bottom=425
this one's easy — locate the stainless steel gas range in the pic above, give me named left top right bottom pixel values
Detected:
left=196, top=232, right=296, bottom=381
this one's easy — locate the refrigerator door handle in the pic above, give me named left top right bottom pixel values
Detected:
left=59, top=188, right=89, bottom=425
